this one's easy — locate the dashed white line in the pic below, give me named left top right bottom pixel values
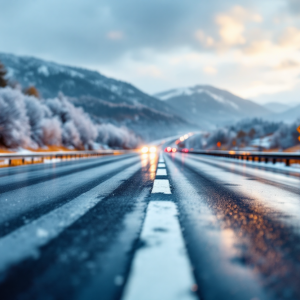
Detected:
left=122, top=201, right=197, bottom=300
left=156, top=169, right=167, bottom=176
left=151, top=179, right=171, bottom=194
left=158, top=163, right=165, bottom=168
left=159, top=155, right=165, bottom=163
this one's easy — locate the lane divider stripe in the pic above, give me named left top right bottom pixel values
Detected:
left=151, top=179, right=171, bottom=194
left=122, top=201, right=197, bottom=300
left=158, top=163, right=166, bottom=168
left=156, top=169, right=167, bottom=176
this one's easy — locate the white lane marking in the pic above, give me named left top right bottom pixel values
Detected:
left=151, top=179, right=171, bottom=194
left=159, top=154, right=165, bottom=163
left=0, top=163, right=141, bottom=273
left=156, top=169, right=167, bottom=176
left=122, top=201, right=197, bottom=300
left=158, top=163, right=165, bottom=168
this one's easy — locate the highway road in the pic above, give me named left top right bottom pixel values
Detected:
left=0, top=151, right=300, bottom=300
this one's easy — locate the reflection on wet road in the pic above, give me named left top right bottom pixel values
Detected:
left=166, top=153, right=300, bottom=300
left=0, top=152, right=300, bottom=300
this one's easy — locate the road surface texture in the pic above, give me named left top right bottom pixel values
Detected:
left=0, top=151, right=300, bottom=300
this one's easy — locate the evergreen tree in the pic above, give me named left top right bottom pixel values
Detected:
left=0, top=61, right=7, bottom=88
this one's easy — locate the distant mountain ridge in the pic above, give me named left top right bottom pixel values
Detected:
left=155, top=85, right=271, bottom=128
left=263, top=102, right=291, bottom=113
left=1, top=52, right=286, bottom=138
left=0, top=52, right=173, bottom=113
left=0, top=52, right=191, bottom=140
left=266, top=104, right=300, bottom=123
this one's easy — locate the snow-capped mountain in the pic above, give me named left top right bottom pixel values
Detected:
left=155, top=85, right=271, bottom=127
left=1, top=52, right=278, bottom=137
left=0, top=53, right=191, bottom=140
left=0, top=52, right=174, bottom=113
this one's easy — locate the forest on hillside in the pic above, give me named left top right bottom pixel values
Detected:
left=183, top=118, right=300, bottom=151
left=0, top=61, right=141, bottom=150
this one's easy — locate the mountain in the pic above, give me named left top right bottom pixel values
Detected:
left=0, top=53, right=191, bottom=140
left=263, top=102, right=291, bottom=113
left=155, top=85, right=271, bottom=128
left=268, top=104, right=300, bottom=123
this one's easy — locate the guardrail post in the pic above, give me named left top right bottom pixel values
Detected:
left=273, top=158, right=276, bottom=164
left=265, top=158, right=268, bottom=164
left=286, top=159, right=290, bottom=167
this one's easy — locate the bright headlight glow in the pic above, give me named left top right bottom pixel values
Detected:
left=149, top=146, right=157, bottom=153
left=141, top=146, right=149, bottom=153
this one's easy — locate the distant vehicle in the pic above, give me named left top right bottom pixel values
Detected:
left=165, top=147, right=177, bottom=153
left=141, top=146, right=157, bottom=153
left=181, top=148, right=189, bottom=153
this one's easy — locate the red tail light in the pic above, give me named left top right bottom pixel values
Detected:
left=165, top=147, right=172, bottom=153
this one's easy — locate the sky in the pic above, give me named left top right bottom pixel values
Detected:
left=0, top=0, right=300, bottom=105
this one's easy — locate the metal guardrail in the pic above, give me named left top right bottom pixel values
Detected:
left=186, top=150, right=300, bottom=167
left=0, top=149, right=137, bottom=167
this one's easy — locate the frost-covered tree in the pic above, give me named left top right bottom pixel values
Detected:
left=0, top=88, right=31, bottom=148
left=182, top=118, right=299, bottom=151
left=97, top=123, right=141, bottom=149
left=0, top=87, right=140, bottom=149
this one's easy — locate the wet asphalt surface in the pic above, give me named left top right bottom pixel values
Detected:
left=0, top=152, right=300, bottom=300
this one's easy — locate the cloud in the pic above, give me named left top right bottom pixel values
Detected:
left=0, top=0, right=299, bottom=104
left=215, top=6, right=262, bottom=46
left=288, top=0, right=300, bottom=15
left=278, top=27, right=300, bottom=48
left=194, top=30, right=215, bottom=48
left=242, top=40, right=273, bottom=55
left=195, top=6, right=263, bottom=52
left=216, top=14, right=246, bottom=46
left=203, top=66, right=218, bottom=74
left=274, top=60, right=300, bottom=70
left=106, top=31, right=124, bottom=40
left=137, top=65, right=164, bottom=78
left=240, top=27, right=300, bottom=57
